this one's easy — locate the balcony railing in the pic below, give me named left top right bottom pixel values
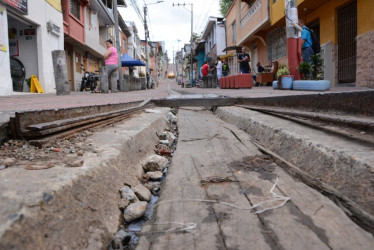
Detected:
left=240, top=0, right=262, bottom=26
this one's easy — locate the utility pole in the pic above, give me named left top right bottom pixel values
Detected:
left=172, top=3, right=193, bottom=86
left=143, top=1, right=164, bottom=89
left=113, top=0, right=124, bottom=91
left=144, top=5, right=150, bottom=88
left=285, top=0, right=301, bottom=80
left=177, top=39, right=180, bottom=83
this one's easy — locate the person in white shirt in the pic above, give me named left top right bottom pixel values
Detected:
left=216, top=56, right=222, bottom=83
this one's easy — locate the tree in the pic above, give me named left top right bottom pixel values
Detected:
left=219, top=0, right=233, bottom=16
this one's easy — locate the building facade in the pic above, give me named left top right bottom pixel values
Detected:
left=0, top=0, right=64, bottom=95
left=225, top=0, right=373, bottom=87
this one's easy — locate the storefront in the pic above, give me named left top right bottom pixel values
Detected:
left=0, top=0, right=64, bottom=95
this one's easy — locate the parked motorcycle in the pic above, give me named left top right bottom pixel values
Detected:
left=80, top=67, right=99, bottom=92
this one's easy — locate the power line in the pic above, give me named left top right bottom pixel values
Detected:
left=130, top=0, right=144, bottom=22
left=196, top=0, right=216, bottom=35
left=194, top=0, right=209, bottom=31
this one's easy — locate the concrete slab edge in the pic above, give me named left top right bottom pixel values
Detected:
left=215, top=106, right=373, bottom=215
left=0, top=109, right=170, bottom=249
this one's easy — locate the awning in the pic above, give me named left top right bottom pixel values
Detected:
left=121, top=54, right=146, bottom=67
left=220, top=53, right=234, bottom=59
left=222, top=46, right=242, bottom=53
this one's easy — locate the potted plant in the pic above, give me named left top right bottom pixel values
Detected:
left=294, top=54, right=330, bottom=91
left=297, top=61, right=311, bottom=80
left=275, top=65, right=293, bottom=89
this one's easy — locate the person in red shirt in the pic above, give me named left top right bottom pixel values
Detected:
left=201, top=61, right=215, bottom=88
left=201, top=61, right=209, bottom=77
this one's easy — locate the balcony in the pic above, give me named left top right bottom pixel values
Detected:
left=240, top=0, right=262, bottom=27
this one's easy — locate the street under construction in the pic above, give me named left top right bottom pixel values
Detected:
left=0, top=80, right=373, bottom=249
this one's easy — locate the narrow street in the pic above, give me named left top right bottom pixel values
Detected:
left=0, top=79, right=373, bottom=249
left=1, top=0, right=373, bottom=248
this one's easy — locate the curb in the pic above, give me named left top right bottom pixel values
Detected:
left=215, top=106, right=374, bottom=215
left=0, top=108, right=170, bottom=249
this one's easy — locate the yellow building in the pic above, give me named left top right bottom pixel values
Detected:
left=225, top=0, right=373, bottom=87
left=271, top=0, right=373, bottom=87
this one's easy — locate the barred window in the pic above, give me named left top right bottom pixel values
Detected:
left=70, top=0, right=81, bottom=20
left=267, top=27, right=287, bottom=62
left=232, top=21, right=236, bottom=43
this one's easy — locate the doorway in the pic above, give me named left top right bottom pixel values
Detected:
left=337, top=1, right=357, bottom=84
left=65, top=49, right=74, bottom=90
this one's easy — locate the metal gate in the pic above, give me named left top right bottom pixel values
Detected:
left=338, top=1, right=357, bottom=83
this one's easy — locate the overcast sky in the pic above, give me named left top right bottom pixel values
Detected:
left=118, top=0, right=221, bottom=59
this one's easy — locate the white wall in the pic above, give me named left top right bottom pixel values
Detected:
left=85, top=8, right=106, bottom=56
left=7, top=18, right=38, bottom=86
left=216, top=23, right=226, bottom=56
left=29, top=2, right=64, bottom=93
left=0, top=4, right=13, bottom=95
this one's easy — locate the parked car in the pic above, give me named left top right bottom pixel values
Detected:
left=168, top=72, right=175, bottom=78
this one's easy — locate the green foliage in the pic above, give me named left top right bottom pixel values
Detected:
left=25, top=77, right=31, bottom=88
left=219, top=0, right=233, bottom=16
left=139, top=71, right=146, bottom=77
left=297, top=62, right=311, bottom=80
left=276, top=65, right=290, bottom=81
left=297, top=53, right=323, bottom=80
left=310, top=53, right=323, bottom=80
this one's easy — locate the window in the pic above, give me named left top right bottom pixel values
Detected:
left=123, top=38, right=127, bottom=52
left=70, top=0, right=81, bottom=20
left=75, top=52, right=82, bottom=73
left=232, top=21, right=236, bottom=43
left=267, top=27, right=287, bottom=62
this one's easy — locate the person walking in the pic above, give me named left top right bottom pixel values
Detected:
left=238, top=47, right=251, bottom=74
left=222, top=58, right=230, bottom=77
left=95, top=39, right=118, bottom=93
left=216, top=56, right=222, bottom=87
left=300, top=20, right=314, bottom=63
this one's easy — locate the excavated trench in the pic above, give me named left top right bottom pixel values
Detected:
left=0, top=91, right=373, bottom=249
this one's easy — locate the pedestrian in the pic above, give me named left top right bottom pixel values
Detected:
left=253, top=62, right=265, bottom=86
left=94, top=39, right=118, bottom=93
left=201, top=61, right=214, bottom=88
left=300, top=19, right=314, bottom=63
left=222, top=58, right=230, bottom=77
left=216, top=56, right=222, bottom=81
left=238, top=47, right=251, bottom=74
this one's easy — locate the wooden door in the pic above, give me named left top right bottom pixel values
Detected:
left=66, top=50, right=74, bottom=90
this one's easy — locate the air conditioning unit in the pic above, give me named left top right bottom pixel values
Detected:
left=47, top=21, right=61, bottom=36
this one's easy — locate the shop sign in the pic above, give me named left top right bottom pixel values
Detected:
left=2, top=0, right=27, bottom=15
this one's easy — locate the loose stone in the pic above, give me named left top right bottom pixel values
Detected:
left=110, top=226, right=131, bottom=250
left=120, top=186, right=139, bottom=203
left=123, top=201, right=148, bottom=222
left=143, top=154, right=169, bottom=172
left=3, top=158, right=16, bottom=167
left=146, top=171, right=163, bottom=180
left=69, top=159, right=84, bottom=167
left=118, top=198, right=130, bottom=210
left=134, top=184, right=152, bottom=201
left=166, top=112, right=177, bottom=124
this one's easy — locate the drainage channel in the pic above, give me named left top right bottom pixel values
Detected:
left=108, top=109, right=178, bottom=250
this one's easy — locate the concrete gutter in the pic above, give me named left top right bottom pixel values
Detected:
left=0, top=108, right=170, bottom=249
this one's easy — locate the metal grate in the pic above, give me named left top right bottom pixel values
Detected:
left=338, top=1, right=357, bottom=83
